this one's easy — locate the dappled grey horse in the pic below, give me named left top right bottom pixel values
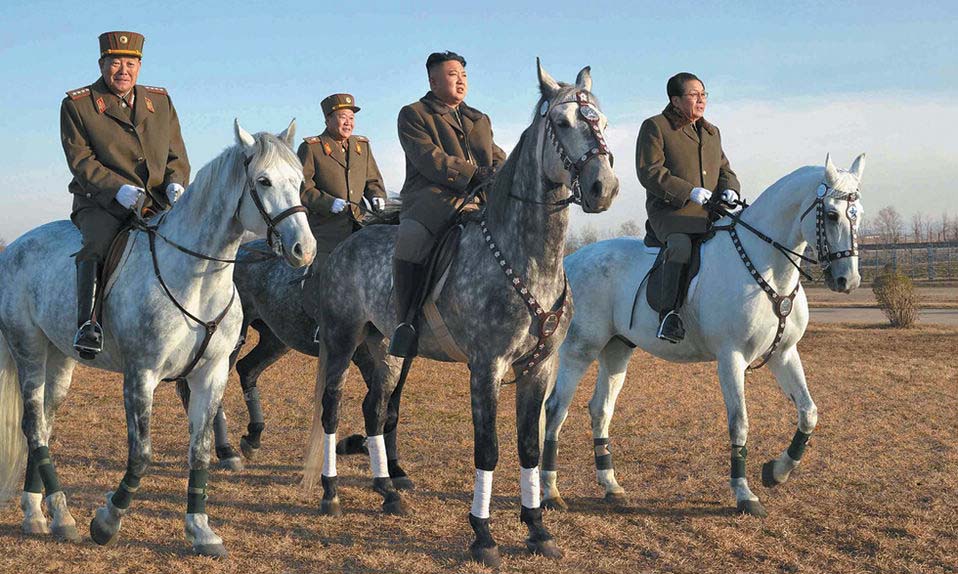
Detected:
left=302, top=61, right=619, bottom=567
left=0, top=120, right=315, bottom=556
left=542, top=154, right=866, bottom=517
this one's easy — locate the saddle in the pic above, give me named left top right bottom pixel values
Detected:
left=92, top=224, right=137, bottom=325
left=642, top=221, right=714, bottom=314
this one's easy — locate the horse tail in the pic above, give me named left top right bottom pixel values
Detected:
left=0, top=328, right=26, bottom=502
left=301, top=336, right=328, bottom=491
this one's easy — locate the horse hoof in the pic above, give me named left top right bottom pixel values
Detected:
left=89, top=516, right=119, bottom=546
left=762, top=461, right=782, bottom=488
left=542, top=496, right=568, bottom=511
left=391, top=475, right=415, bottom=491
left=604, top=490, right=628, bottom=504
left=527, top=538, right=563, bottom=559
left=52, top=523, right=82, bottom=543
left=736, top=499, right=768, bottom=518
left=469, top=543, right=501, bottom=568
left=216, top=456, right=245, bottom=472
left=336, top=434, right=368, bottom=455
left=193, top=543, right=229, bottom=558
left=239, top=437, right=259, bottom=461
left=319, top=498, right=342, bottom=517
left=22, top=519, right=50, bottom=535
left=382, top=498, right=410, bottom=516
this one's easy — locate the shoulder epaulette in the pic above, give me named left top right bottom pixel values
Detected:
left=66, top=87, right=90, bottom=100
left=353, top=135, right=369, bottom=143
left=303, top=136, right=322, bottom=144
left=141, top=85, right=168, bottom=95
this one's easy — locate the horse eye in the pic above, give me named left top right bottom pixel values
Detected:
left=257, top=176, right=272, bottom=187
left=826, top=211, right=839, bottom=222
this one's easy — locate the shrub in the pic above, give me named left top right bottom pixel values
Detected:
left=872, top=266, right=919, bottom=328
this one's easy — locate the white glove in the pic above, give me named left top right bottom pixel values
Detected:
left=371, top=197, right=386, bottom=212
left=116, top=184, right=144, bottom=210
left=720, top=189, right=739, bottom=204
left=330, top=198, right=347, bottom=214
left=689, top=187, right=712, bottom=206
left=166, top=183, right=185, bottom=205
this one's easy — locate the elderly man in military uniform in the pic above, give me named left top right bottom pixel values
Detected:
left=297, top=93, right=386, bottom=269
left=389, top=51, right=506, bottom=358
left=61, top=31, right=189, bottom=358
left=636, top=72, right=741, bottom=343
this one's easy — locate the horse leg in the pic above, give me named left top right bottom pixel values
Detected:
left=354, top=335, right=414, bottom=490
left=212, top=407, right=243, bottom=471
left=13, top=335, right=80, bottom=542
left=717, top=353, right=767, bottom=517
left=235, top=320, right=290, bottom=460
left=466, top=363, right=502, bottom=567
left=542, top=345, right=593, bottom=511
left=182, top=362, right=230, bottom=557
left=90, top=370, right=159, bottom=547
left=589, top=337, right=633, bottom=502
left=763, top=346, right=818, bottom=488
left=40, top=346, right=79, bottom=541
left=360, top=340, right=408, bottom=515
left=516, top=356, right=563, bottom=560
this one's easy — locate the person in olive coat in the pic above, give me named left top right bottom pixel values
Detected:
left=636, top=72, right=741, bottom=343
left=389, top=51, right=506, bottom=357
left=297, top=93, right=386, bottom=268
left=61, top=31, right=190, bottom=358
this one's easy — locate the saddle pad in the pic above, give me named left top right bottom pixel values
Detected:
left=100, top=228, right=137, bottom=307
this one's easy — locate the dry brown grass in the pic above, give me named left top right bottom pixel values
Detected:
left=2, top=324, right=957, bottom=573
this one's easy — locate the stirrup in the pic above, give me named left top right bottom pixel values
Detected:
left=73, top=320, right=103, bottom=358
left=656, top=311, right=684, bottom=344
left=388, top=323, right=418, bottom=358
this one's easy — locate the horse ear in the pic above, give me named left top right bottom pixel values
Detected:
left=849, top=153, right=866, bottom=182
left=575, top=66, right=592, bottom=92
left=824, top=153, right=840, bottom=186
left=234, top=119, right=255, bottom=149
left=537, top=57, right=560, bottom=99
left=279, top=118, right=297, bottom=149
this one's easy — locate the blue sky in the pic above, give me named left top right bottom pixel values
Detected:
left=1, top=1, right=956, bottom=241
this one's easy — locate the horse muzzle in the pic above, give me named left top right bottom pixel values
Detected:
left=579, top=161, right=619, bottom=214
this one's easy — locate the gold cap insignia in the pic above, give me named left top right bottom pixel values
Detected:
left=119, top=35, right=128, bottom=44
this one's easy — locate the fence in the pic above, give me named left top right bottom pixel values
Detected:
left=843, top=241, right=958, bottom=282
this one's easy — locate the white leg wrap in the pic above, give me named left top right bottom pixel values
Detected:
left=471, top=469, right=494, bottom=519
left=322, top=433, right=337, bottom=477
left=520, top=466, right=541, bottom=508
left=366, top=434, right=388, bottom=478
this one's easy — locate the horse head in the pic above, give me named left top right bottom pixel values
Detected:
left=800, top=153, right=866, bottom=293
left=536, top=60, right=619, bottom=213
left=234, top=119, right=316, bottom=268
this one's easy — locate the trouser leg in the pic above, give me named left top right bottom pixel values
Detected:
left=656, top=233, right=692, bottom=343
left=388, top=219, right=435, bottom=358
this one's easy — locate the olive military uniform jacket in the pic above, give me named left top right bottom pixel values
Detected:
left=61, top=77, right=190, bottom=221
left=397, top=91, right=506, bottom=234
left=297, top=130, right=387, bottom=253
left=636, top=104, right=740, bottom=240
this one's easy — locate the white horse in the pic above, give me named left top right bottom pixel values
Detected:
left=0, top=120, right=315, bottom=556
left=542, top=154, right=865, bottom=517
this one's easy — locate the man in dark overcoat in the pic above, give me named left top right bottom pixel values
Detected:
left=636, top=72, right=741, bottom=343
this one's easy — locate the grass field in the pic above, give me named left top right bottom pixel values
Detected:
left=1, top=324, right=956, bottom=573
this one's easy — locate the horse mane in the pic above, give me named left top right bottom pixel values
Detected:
left=187, top=132, right=300, bottom=200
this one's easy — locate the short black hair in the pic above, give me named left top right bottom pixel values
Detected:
left=667, top=72, right=703, bottom=98
left=426, top=51, right=466, bottom=74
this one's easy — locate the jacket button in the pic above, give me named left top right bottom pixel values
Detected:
left=702, top=170, right=707, bottom=175
left=86, top=193, right=92, bottom=198
left=137, top=156, right=144, bottom=162
left=447, top=177, right=455, bottom=182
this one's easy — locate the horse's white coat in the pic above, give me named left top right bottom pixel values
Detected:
left=544, top=155, right=866, bottom=512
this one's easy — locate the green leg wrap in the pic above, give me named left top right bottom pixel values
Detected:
left=23, top=450, right=43, bottom=493
left=111, top=468, right=142, bottom=510
left=730, top=445, right=747, bottom=479
left=32, top=447, right=61, bottom=495
left=786, top=430, right=811, bottom=461
left=187, top=469, right=209, bottom=514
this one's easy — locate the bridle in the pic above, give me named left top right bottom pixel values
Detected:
left=238, top=153, right=309, bottom=255
left=508, top=90, right=613, bottom=208
left=799, top=183, right=860, bottom=272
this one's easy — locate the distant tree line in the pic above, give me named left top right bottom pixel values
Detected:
left=565, top=220, right=642, bottom=254
left=864, top=206, right=958, bottom=245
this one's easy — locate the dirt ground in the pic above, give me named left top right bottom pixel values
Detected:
left=2, top=324, right=957, bottom=573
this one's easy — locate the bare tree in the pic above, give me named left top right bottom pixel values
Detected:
left=938, top=213, right=952, bottom=243
left=0, top=237, right=6, bottom=253
left=911, top=212, right=924, bottom=243
left=874, top=206, right=903, bottom=244
left=951, top=214, right=958, bottom=242
left=616, top=219, right=642, bottom=238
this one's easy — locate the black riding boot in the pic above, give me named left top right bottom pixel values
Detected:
left=73, top=260, right=102, bottom=359
left=656, top=260, right=686, bottom=344
left=388, top=260, right=427, bottom=358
